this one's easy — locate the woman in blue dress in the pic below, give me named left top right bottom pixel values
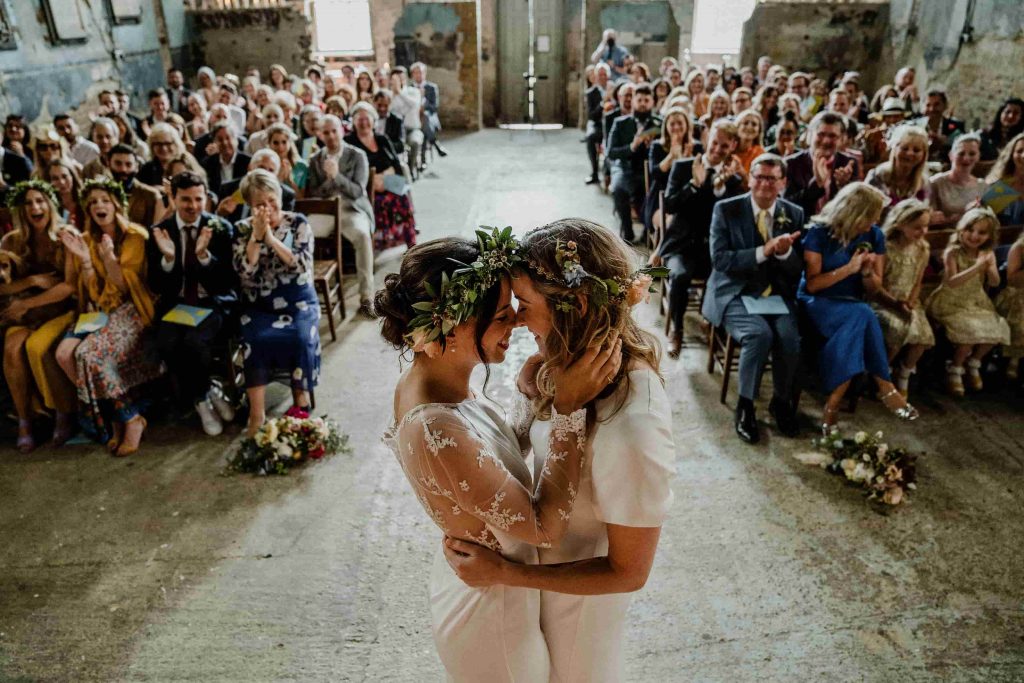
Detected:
left=798, top=181, right=919, bottom=435
left=232, top=169, right=321, bottom=435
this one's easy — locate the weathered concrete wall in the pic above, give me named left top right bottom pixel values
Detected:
left=585, top=0, right=683, bottom=72
left=885, top=0, right=1024, bottom=129
left=193, top=7, right=312, bottom=80
left=740, top=2, right=891, bottom=90
left=0, top=0, right=188, bottom=127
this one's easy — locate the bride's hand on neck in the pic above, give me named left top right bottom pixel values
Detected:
left=551, top=331, right=623, bottom=413
left=516, top=353, right=544, bottom=399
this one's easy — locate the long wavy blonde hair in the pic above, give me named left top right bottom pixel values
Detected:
left=517, top=219, right=662, bottom=422
left=6, top=184, right=66, bottom=271
left=811, top=181, right=887, bottom=245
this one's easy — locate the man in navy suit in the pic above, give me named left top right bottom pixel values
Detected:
left=147, top=171, right=239, bottom=436
left=0, top=127, right=33, bottom=203
left=654, top=119, right=745, bottom=357
left=201, top=121, right=252, bottom=198
left=783, top=110, right=859, bottom=219
left=607, top=82, right=661, bottom=243
left=703, top=153, right=805, bottom=443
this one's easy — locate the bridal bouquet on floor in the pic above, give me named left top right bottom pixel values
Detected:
left=225, top=414, right=349, bottom=475
left=796, top=430, right=920, bottom=506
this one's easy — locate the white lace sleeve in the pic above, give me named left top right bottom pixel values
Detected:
left=509, top=390, right=535, bottom=456
left=399, top=405, right=588, bottom=549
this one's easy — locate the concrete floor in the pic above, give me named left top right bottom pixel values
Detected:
left=1, top=129, right=1023, bottom=682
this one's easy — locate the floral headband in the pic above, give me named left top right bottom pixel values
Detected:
left=78, top=177, right=128, bottom=211
left=5, top=179, right=59, bottom=210
left=526, top=239, right=669, bottom=312
left=405, top=226, right=521, bottom=358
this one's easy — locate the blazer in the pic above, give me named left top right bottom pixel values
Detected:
left=217, top=176, right=295, bottom=224
left=193, top=132, right=248, bottom=162
left=701, top=193, right=806, bottom=326
left=0, top=150, right=33, bottom=199
left=585, top=85, right=605, bottom=138
left=382, top=113, right=406, bottom=155
left=783, top=149, right=860, bottom=219
left=145, top=212, right=239, bottom=317
left=658, top=157, right=745, bottom=258
left=607, top=114, right=662, bottom=177
left=127, top=179, right=162, bottom=229
left=137, top=159, right=165, bottom=187
left=167, top=86, right=193, bottom=117
left=201, top=152, right=253, bottom=198
left=421, top=81, right=441, bottom=135
left=307, top=145, right=373, bottom=221
left=602, top=106, right=621, bottom=149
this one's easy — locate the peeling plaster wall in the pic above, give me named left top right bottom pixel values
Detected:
left=193, top=7, right=312, bottom=81
left=0, top=0, right=188, bottom=128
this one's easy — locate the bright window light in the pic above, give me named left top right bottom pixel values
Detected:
left=311, top=0, right=374, bottom=57
left=691, top=0, right=756, bottom=54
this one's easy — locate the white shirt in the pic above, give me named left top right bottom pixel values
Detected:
left=69, top=137, right=100, bottom=167
left=220, top=153, right=237, bottom=185
left=750, top=196, right=793, bottom=263
left=389, top=85, right=422, bottom=130
left=161, top=213, right=213, bottom=300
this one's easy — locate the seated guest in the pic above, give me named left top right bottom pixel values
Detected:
left=765, top=110, right=800, bottom=157
left=164, top=113, right=194, bottom=156
left=186, top=94, right=209, bottom=141
left=55, top=179, right=162, bottom=456
left=584, top=63, right=611, bottom=185
left=217, top=82, right=248, bottom=135
left=297, top=104, right=323, bottom=158
left=872, top=199, right=935, bottom=399
left=30, top=127, right=78, bottom=181
left=752, top=86, right=780, bottom=130
left=81, top=117, right=119, bottom=180
left=734, top=109, right=766, bottom=173
left=244, top=104, right=285, bottom=155
left=731, top=87, right=754, bottom=115
left=268, top=64, right=289, bottom=92
left=645, top=107, right=701, bottom=235
left=196, top=67, right=218, bottom=107
left=797, top=182, right=918, bottom=435
left=697, top=89, right=730, bottom=135
left=4, top=115, right=32, bottom=161
left=201, top=121, right=252, bottom=198
left=979, top=97, right=1023, bottom=161
left=307, top=115, right=374, bottom=315
left=354, top=69, right=376, bottom=103
left=929, top=133, right=985, bottom=224
left=701, top=154, right=805, bottom=443
left=1, top=181, right=80, bottom=451
left=47, top=160, right=86, bottom=228
left=141, top=88, right=172, bottom=140
left=983, top=132, right=1024, bottom=225
left=216, top=150, right=296, bottom=223
left=995, top=233, right=1024, bottom=380
left=265, top=122, right=309, bottom=196
left=603, top=81, right=632, bottom=150
left=784, top=111, right=859, bottom=219
left=325, top=96, right=348, bottom=121
left=166, top=68, right=192, bottom=118
left=911, top=89, right=964, bottom=163
left=925, top=208, right=1011, bottom=395
left=387, top=67, right=424, bottom=172
left=866, top=125, right=930, bottom=209
left=137, top=123, right=193, bottom=186
left=345, top=101, right=417, bottom=250
left=231, top=170, right=320, bottom=436
left=113, top=112, right=150, bottom=162
left=146, top=172, right=237, bottom=435
left=0, top=127, right=33, bottom=203
left=54, top=114, right=99, bottom=167
left=654, top=119, right=745, bottom=357
left=193, top=105, right=247, bottom=161
left=411, top=62, right=446, bottom=161
left=107, top=144, right=163, bottom=228
left=685, top=71, right=709, bottom=119
left=607, top=82, right=660, bottom=244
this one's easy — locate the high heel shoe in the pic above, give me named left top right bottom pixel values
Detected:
left=107, top=421, right=126, bottom=453
left=114, top=416, right=147, bottom=457
left=16, top=420, right=35, bottom=454
left=821, top=404, right=840, bottom=437
left=880, top=389, right=919, bottom=421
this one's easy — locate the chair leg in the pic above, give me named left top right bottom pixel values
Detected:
left=662, top=282, right=671, bottom=336
left=721, top=334, right=735, bottom=404
left=706, top=325, right=718, bottom=374
left=318, top=280, right=338, bottom=342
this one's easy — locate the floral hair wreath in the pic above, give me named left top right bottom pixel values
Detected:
left=526, top=239, right=669, bottom=313
left=404, top=226, right=522, bottom=358
left=78, top=177, right=128, bottom=211
left=5, top=179, right=59, bottom=211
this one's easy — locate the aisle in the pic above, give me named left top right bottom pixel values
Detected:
left=0, top=129, right=1021, bottom=683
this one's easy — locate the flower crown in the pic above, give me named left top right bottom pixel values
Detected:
left=404, top=226, right=521, bottom=357
left=78, top=177, right=128, bottom=211
left=5, top=179, right=59, bottom=211
left=526, top=239, right=669, bottom=312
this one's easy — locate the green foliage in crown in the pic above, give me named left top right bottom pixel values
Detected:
left=78, top=177, right=128, bottom=211
left=404, top=226, right=521, bottom=355
left=5, top=179, right=59, bottom=210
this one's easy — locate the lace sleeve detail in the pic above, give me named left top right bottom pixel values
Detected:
left=400, top=405, right=589, bottom=549
left=509, top=390, right=535, bottom=456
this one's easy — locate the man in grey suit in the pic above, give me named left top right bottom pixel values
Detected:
left=702, top=153, right=805, bottom=443
left=411, top=62, right=447, bottom=162
left=307, top=115, right=375, bottom=316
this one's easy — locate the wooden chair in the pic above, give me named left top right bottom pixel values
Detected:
left=295, top=197, right=345, bottom=342
left=656, top=191, right=706, bottom=336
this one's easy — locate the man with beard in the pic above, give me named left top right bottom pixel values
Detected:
left=607, top=82, right=660, bottom=244
left=108, top=144, right=161, bottom=228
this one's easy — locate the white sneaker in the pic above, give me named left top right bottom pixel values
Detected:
left=195, top=399, right=224, bottom=436
left=208, top=388, right=236, bottom=423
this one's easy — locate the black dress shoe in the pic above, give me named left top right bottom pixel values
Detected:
left=434, top=142, right=448, bottom=157
left=769, top=396, right=799, bottom=437
left=585, top=175, right=599, bottom=185
left=735, top=398, right=760, bottom=444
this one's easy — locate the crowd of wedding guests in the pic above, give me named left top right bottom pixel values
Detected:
left=0, top=60, right=449, bottom=455
left=586, top=34, right=1024, bottom=443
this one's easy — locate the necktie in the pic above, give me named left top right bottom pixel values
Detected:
left=757, top=210, right=772, bottom=297
left=183, top=225, right=200, bottom=305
